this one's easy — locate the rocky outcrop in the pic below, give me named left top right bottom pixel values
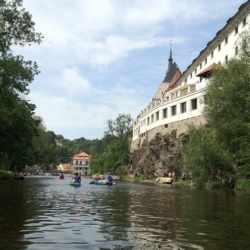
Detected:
left=130, top=130, right=188, bottom=180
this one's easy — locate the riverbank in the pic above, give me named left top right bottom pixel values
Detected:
left=0, top=170, right=12, bottom=180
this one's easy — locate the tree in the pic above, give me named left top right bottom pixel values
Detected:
left=203, top=29, right=250, bottom=177
left=182, top=125, right=234, bottom=187
left=91, top=114, right=133, bottom=174
left=0, top=0, right=43, bottom=53
left=0, top=0, right=44, bottom=170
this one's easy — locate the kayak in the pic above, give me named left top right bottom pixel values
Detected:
left=89, top=180, right=115, bottom=185
left=155, top=177, right=173, bottom=184
left=70, top=182, right=81, bottom=186
left=13, top=176, right=24, bottom=180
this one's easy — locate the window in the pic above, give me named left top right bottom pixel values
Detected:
left=218, top=44, right=221, bottom=51
left=163, top=108, right=168, bottom=118
left=171, top=105, right=177, bottom=116
left=79, top=167, right=82, bottom=170
left=191, top=99, right=197, bottom=110
left=76, top=167, right=78, bottom=170
left=184, top=78, right=187, bottom=84
left=235, top=26, right=238, bottom=35
left=195, top=68, right=197, bottom=74
left=151, top=114, right=154, bottom=123
left=80, top=161, right=82, bottom=165
left=243, top=17, right=247, bottom=27
left=190, top=73, right=192, bottom=79
left=147, top=117, right=150, bottom=125
left=165, top=124, right=168, bottom=128
left=156, top=111, right=159, bottom=121
left=225, top=55, right=228, bottom=63
left=76, top=161, right=78, bottom=165
left=211, top=51, right=214, bottom=58
left=181, top=102, right=186, bottom=113
left=225, top=36, right=228, bottom=45
left=205, top=58, right=207, bottom=65
left=200, top=63, right=202, bottom=69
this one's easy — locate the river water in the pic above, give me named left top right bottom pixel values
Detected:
left=0, top=176, right=250, bottom=250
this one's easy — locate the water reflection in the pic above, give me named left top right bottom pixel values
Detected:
left=1, top=177, right=250, bottom=249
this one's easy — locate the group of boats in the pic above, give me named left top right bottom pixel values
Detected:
left=58, top=174, right=115, bottom=186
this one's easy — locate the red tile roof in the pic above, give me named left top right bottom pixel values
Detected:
left=196, top=63, right=222, bottom=77
left=73, top=152, right=91, bottom=161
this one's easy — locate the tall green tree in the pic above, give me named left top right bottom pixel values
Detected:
left=91, top=114, right=133, bottom=174
left=0, top=0, right=44, bottom=170
left=203, top=29, right=250, bottom=177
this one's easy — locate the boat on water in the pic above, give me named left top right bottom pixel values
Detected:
left=89, top=180, right=115, bottom=185
left=13, top=176, right=24, bottom=180
left=155, top=177, right=173, bottom=184
left=70, top=182, right=81, bottom=186
left=59, top=174, right=64, bottom=180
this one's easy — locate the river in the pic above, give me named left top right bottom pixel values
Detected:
left=0, top=176, right=250, bottom=250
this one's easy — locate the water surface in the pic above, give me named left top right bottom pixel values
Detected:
left=0, top=176, right=250, bottom=250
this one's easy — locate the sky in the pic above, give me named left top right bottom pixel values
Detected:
left=14, top=0, right=247, bottom=140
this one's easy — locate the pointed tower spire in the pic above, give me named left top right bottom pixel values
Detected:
left=167, top=41, right=173, bottom=73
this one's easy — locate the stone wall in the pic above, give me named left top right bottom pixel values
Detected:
left=130, top=115, right=206, bottom=180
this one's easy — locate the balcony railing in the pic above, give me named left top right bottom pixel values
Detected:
left=133, top=79, right=208, bottom=127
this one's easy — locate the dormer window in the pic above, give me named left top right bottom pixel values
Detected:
left=218, top=44, right=221, bottom=51
left=235, top=26, right=238, bottom=34
left=243, top=17, right=246, bottom=27
left=225, top=36, right=228, bottom=45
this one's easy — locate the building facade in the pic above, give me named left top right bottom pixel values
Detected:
left=72, top=152, right=91, bottom=176
left=131, top=0, right=250, bottom=151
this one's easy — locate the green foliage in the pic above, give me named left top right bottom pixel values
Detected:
left=182, top=125, right=234, bottom=187
left=0, top=0, right=44, bottom=170
left=134, top=174, right=144, bottom=182
left=0, top=170, right=11, bottom=179
left=91, top=114, right=133, bottom=174
left=203, top=31, right=250, bottom=177
left=235, top=179, right=250, bottom=190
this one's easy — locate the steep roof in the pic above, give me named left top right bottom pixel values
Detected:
left=163, top=49, right=181, bottom=83
left=196, top=63, right=223, bottom=78
left=73, top=152, right=91, bottom=161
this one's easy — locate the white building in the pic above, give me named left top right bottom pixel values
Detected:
left=132, top=0, right=250, bottom=150
left=72, top=152, right=91, bottom=176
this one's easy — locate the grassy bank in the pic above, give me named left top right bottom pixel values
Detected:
left=0, top=170, right=12, bottom=179
left=235, top=179, right=250, bottom=190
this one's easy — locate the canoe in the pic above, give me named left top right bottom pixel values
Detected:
left=155, top=177, right=173, bottom=184
left=89, top=180, right=115, bottom=185
left=13, top=176, right=24, bottom=180
left=70, top=182, right=81, bottom=186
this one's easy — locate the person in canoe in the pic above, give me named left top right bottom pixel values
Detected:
left=73, top=172, right=81, bottom=183
left=95, top=173, right=100, bottom=181
left=107, top=172, right=113, bottom=184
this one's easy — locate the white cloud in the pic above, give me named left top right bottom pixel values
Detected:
left=18, top=0, right=247, bottom=139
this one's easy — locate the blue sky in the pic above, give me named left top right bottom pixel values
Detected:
left=15, top=0, right=246, bottom=140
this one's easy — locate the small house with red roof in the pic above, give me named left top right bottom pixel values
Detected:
left=72, top=152, right=91, bottom=176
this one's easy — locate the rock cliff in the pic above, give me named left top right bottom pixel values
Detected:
left=129, top=130, right=188, bottom=180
